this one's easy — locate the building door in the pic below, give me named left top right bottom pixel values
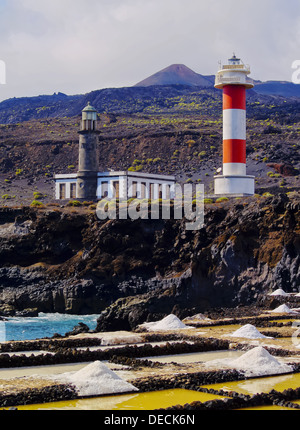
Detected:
left=70, top=183, right=77, bottom=199
left=131, top=181, right=138, bottom=198
left=150, top=183, right=155, bottom=200
left=159, top=184, right=163, bottom=199
left=113, top=181, right=120, bottom=199
left=102, top=182, right=109, bottom=198
left=59, top=184, right=66, bottom=200
left=165, top=184, right=171, bottom=200
left=141, top=182, right=147, bottom=199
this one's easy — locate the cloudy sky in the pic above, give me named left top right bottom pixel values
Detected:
left=0, top=0, right=299, bottom=101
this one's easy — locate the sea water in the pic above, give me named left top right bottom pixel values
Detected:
left=0, top=313, right=98, bottom=341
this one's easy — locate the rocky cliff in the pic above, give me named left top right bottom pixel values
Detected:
left=0, top=193, right=299, bottom=330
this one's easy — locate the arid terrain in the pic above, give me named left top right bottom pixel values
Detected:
left=0, top=84, right=299, bottom=206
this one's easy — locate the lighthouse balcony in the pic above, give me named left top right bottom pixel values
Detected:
left=215, top=72, right=254, bottom=89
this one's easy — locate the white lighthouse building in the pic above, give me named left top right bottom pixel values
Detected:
left=214, top=54, right=255, bottom=196
left=54, top=103, right=176, bottom=201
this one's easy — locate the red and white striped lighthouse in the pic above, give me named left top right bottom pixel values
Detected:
left=214, top=54, right=255, bottom=196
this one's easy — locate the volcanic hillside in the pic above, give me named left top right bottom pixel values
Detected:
left=134, top=64, right=215, bottom=87
left=0, top=77, right=299, bottom=206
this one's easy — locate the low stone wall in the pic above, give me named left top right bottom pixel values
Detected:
left=0, top=338, right=229, bottom=368
left=0, top=385, right=77, bottom=409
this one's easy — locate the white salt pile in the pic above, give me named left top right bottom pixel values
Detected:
left=100, top=332, right=143, bottom=346
left=139, top=314, right=191, bottom=331
left=228, top=346, right=293, bottom=377
left=229, top=324, right=270, bottom=339
left=58, top=361, right=138, bottom=397
left=270, top=304, right=299, bottom=314
left=183, top=313, right=212, bottom=323
left=269, top=289, right=288, bottom=296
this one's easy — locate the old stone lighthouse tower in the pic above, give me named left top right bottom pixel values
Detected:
left=77, top=102, right=99, bottom=200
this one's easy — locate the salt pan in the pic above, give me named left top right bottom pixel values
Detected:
left=139, top=314, right=191, bottom=331
left=229, top=324, right=270, bottom=339
left=228, top=346, right=293, bottom=377
left=58, top=361, right=138, bottom=397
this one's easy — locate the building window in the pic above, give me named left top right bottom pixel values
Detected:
left=101, top=182, right=109, bottom=198
left=59, top=184, right=66, bottom=200
left=70, top=183, right=77, bottom=199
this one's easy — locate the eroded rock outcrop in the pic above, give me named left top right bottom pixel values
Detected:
left=0, top=194, right=299, bottom=330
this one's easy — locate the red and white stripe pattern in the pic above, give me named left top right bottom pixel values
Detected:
left=222, top=85, right=247, bottom=176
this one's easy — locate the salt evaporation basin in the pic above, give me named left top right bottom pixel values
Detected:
left=139, top=314, right=192, bottom=331
left=229, top=324, right=271, bottom=339
left=56, top=361, right=138, bottom=397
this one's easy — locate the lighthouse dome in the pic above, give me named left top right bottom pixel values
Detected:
left=83, top=102, right=97, bottom=112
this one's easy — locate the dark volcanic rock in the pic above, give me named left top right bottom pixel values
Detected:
left=0, top=194, right=299, bottom=328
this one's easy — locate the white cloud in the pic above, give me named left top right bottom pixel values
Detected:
left=0, top=0, right=299, bottom=101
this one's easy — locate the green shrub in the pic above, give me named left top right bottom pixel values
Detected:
left=30, top=200, right=44, bottom=207
left=67, top=200, right=82, bottom=207
left=33, top=192, right=44, bottom=200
